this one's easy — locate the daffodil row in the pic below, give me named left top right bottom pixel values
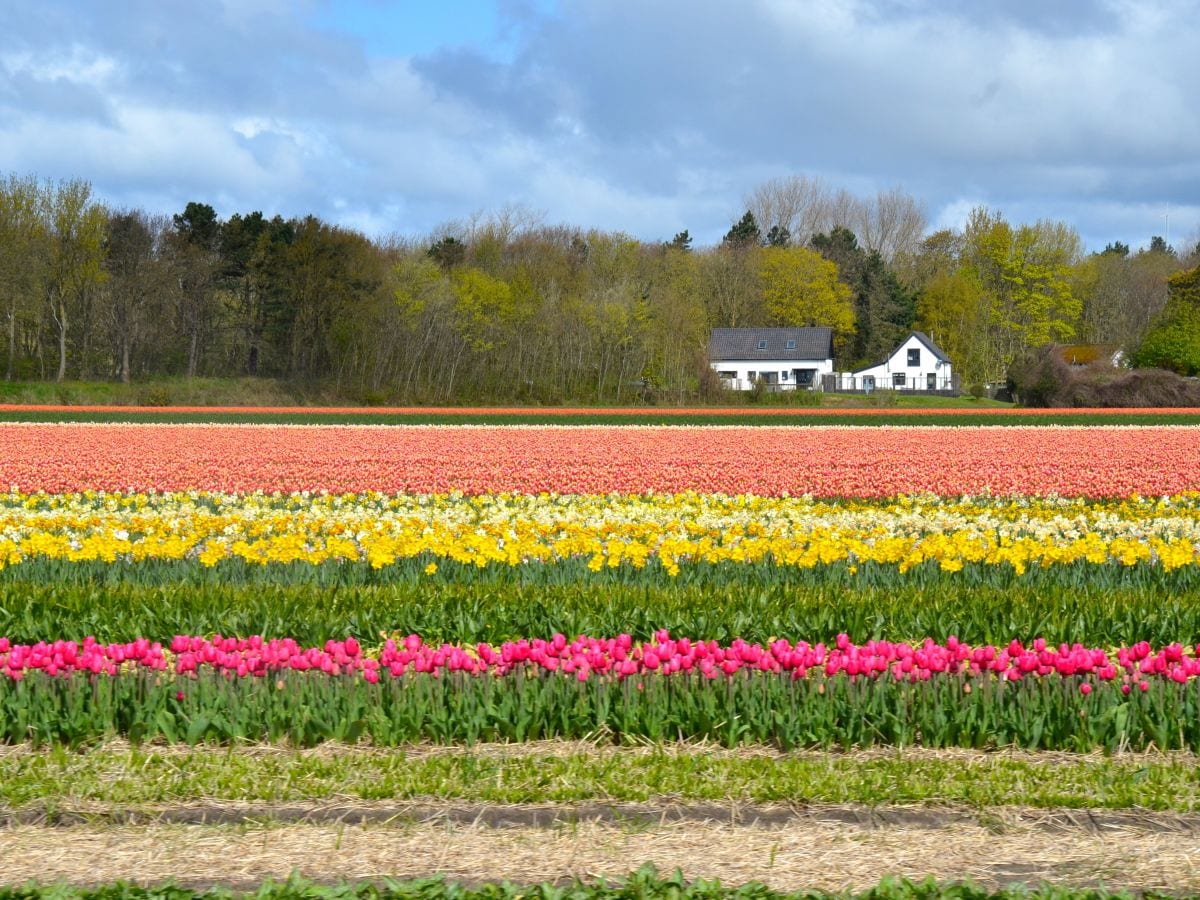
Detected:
left=1, top=490, right=1199, bottom=575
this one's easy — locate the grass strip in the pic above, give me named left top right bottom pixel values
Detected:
left=4, top=743, right=1200, bottom=811
left=3, top=579, right=1198, bottom=648
left=2, top=409, right=1199, bottom=426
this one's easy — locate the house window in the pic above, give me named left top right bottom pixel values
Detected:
left=756, top=340, right=768, bottom=350
left=927, top=373, right=936, bottom=389
left=794, top=369, right=815, bottom=387
left=786, top=340, right=797, bottom=350
left=907, top=348, right=920, bottom=366
left=892, top=373, right=907, bottom=388
left=781, top=370, right=788, bottom=381
left=748, top=371, right=757, bottom=383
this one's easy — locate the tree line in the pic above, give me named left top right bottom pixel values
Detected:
left=1, top=172, right=1197, bottom=402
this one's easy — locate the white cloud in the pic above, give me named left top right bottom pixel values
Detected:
left=0, top=0, right=1196, bottom=251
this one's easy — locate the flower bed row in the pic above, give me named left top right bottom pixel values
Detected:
left=2, top=423, right=1198, bottom=495
left=5, top=632, right=1200, bottom=688
left=6, top=637, right=1200, bottom=750
left=2, top=491, right=1198, bottom=576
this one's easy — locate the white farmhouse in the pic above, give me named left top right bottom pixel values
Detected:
left=850, top=331, right=954, bottom=392
left=707, top=327, right=835, bottom=391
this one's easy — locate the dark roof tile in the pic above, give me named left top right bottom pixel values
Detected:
left=708, top=327, right=834, bottom=361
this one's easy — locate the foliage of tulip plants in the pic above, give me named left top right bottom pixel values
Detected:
left=0, top=868, right=1168, bottom=900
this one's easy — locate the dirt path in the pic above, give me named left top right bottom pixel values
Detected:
left=4, top=810, right=1200, bottom=892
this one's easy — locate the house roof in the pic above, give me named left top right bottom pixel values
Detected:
left=912, top=331, right=950, bottom=363
left=707, top=327, right=834, bottom=362
left=851, top=331, right=951, bottom=373
left=1056, top=344, right=1120, bottom=366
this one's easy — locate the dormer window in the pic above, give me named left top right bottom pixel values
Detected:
left=786, top=340, right=797, bottom=350
left=756, top=340, right=768, bottom=350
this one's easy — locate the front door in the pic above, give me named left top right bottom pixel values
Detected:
left=792, top=368, right=814, bottom=388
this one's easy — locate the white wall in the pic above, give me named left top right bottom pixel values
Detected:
left=710, top=358, right=835, bottom=391
left=853, top=335, right=953, bottom=390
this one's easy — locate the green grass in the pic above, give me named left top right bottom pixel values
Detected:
left=0, top=377, right=315, bottom=409
left=0, top=376, right=1014, bottom=409
left=2, top=577, right=1197, bottom=648
left=1, top=408, right=1197, bottom=425
left=2, top=742, right=1198, bottom=811
left=0, top=870, right=1176, bottom=900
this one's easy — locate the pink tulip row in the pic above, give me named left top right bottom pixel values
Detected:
left=3, top=632, right=1200, bottom=691
left=1, top=423, right=1198, bottom=496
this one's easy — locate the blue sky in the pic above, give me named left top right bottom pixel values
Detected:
left=1, top=0, right=1198, bottom=252
left=306, top=1, right=536, bottom=59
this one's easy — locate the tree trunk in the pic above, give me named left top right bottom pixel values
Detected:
left=56, top=300, right=68, bottom=383
left=187, top=328, right=199, bottom=379
left=6, top=307, right=15, bottom=381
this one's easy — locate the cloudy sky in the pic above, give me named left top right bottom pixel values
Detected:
left=2, top=0, right=1198, bottom=252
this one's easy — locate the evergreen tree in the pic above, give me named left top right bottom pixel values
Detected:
left=722, top=211, right=760, bottom=248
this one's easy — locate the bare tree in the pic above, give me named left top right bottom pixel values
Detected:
left=854, top=187, right=927, bottom=263
left=744, top=175, right=834, bottom=246
left=42, top=178, right=107, bottom=382
left=746, top=177, right=927, bottom=263
left=104, top=210, right=173, bottom=382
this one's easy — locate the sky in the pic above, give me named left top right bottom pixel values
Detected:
left=1, top=0, right=1198, bottom=253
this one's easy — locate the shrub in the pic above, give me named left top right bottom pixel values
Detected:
left=1008, top=345, right=1200, bottom=407
left=138, top=386, right=172, bottom=407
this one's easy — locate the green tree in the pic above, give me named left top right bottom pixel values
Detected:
left=167, top=204, right=222, bottom=378
left=668, top=230, right=692, bottom=252
left=723, top=211, right=761, bottom=248
left=961, top=208, right=1082, bottom=381
left=915, top=270, right=989, bottom=386
left=220, top=211, right=295, bottom=376
left=0, top=174, right=47, bottom=380
left=1149, top=235, right=1174, bottom=256
left=757, top=246, right=855, bottom=354
left=173, top=202, right=220, bottom=251
left=811, top=226, right=914, bottom=366
left=427, top=236, right=466, bottom=271
left=765, top=224, right=790, bottom=247
left=1134, top=266, right=1200, bottom=375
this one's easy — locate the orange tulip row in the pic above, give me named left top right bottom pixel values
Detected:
left=2, top=423, right=1197, bottom=497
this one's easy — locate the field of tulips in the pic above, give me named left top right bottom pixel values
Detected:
left=5, top=414, right=1200, bottom=894
left=0, top=417, right=1198, bottom=753
left=6, top=631, right=1200, bottom=750
left=3, top=422, right=1200, bottom=496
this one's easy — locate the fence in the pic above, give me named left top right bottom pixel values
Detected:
left=821, top=373, right=961, bottom=395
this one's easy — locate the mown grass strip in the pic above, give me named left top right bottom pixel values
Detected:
left=4, top=743, right=1200, bottom=811
left=2, top=409, right=1198, bottom=426
left=2, top=579, right=1197, bottom=648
